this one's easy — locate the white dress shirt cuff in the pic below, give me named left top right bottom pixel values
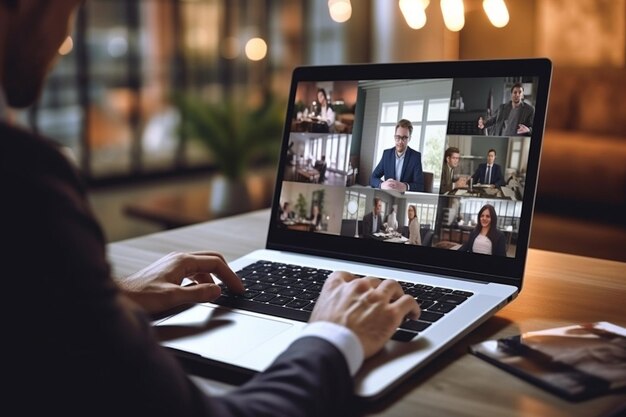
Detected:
left=297, top=321, right=364, bottom=376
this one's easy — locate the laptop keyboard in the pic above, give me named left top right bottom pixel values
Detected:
left=214, top=260, right=474, bottom=342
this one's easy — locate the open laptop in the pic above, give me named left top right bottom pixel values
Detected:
left=154, top=58, right=552, bottom=400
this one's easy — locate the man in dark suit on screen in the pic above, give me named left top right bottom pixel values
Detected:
left=471, top=149, right=505, bottom=187
left=370, top=119, right=424, bottom=192
left=362, top=197, right=385, bottom=238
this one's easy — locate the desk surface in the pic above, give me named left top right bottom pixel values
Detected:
left=108, top=209, right=626, bottom=417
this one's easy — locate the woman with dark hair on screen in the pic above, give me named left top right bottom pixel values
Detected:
left=459, top=204, right=506, bottom=256
left=313, top=88, right=335, bottom=131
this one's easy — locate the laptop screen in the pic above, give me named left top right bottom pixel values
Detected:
left=267, top=59, right=552, bottom=285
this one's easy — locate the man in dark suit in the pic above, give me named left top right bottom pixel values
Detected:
left=440, top=146, right=468, bottom=194
left=362, top=197, right=385, bottom=238
left=1, top=1, right=421, bottom=415
left=478, top=82, right=534, bottom=136
left=370, top=119, right=424, bottom=192
left=471, top=149, right=505, bottom=187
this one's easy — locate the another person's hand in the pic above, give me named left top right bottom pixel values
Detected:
left=381, top=179, right=407, bottom=192
left=311, top=272, right=420, bottom=358
left=516, top=124, right=530, bottom=134
left=478, top=117, right=485, bottom=129
left=456, top=176, right=468, bottom=188
left=118, top=251, right=244, bottom=314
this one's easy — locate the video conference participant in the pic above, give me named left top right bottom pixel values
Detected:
left=459, top=204, right=507, bottom=256
left=312, top=88, right=335, bottom=132
left=362, top=197, right=385, bottom=238
left=440, top=146, right=467, bottom=193
left=370, top=119, right=424, bottom=192
left=478, top=82, right=534, bottom=136
left=471, top=149, right=505, bottom=187
left=407, top=205, right=422, bottom=245
left=308, top=204, right=322, bottom=231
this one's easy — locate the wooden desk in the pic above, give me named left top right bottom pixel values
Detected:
left=107, top=209, right=626, bottom=417
left=123, top=171, right=275, bottom=229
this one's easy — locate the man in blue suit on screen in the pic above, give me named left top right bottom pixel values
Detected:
left=370, top=119, right=424, bottom=192
left=471, top=148, right=505, bottom=187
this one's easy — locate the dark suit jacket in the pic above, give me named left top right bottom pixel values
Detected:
left=471, top=163, right=505, bottom=186
left=3, top=122, right=355, bottom=417
left=459, top=229, right=507, bottom=256
left=483, top=101, right=534, bottom=136
left=362, top=211, right=385, bottom=238
left=370, top=147, right=424, bottom=192
left=439, top=163, right=463, bottom=194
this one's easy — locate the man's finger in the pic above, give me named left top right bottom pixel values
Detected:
left=391, top=294, right=421, bottom=321
left=177, top=283, right=222, bottom=305
left=376, top=279, right=405, bottom=301
left=186, top=254, right=244, bottom=294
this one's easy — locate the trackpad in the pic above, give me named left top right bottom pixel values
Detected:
left=155, top=304, right=293, bottom=360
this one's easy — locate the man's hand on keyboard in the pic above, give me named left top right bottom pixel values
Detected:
left=118, top=251, right=244, bottom=314
left=310, top=271, right=420, bottom=358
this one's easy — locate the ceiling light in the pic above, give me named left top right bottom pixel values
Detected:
left=440, top=0, right=465, bottom=32
left=399, top=0, right=430, bottom=30
left=328, top=0, right=352, bottom=23
left=483, top=0, right=509, bottom=28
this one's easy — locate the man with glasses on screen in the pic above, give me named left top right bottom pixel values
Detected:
left=370, top=119, right=424, bottom=192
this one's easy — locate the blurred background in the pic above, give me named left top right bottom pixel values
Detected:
left=2, top=0, right=624, bottom=261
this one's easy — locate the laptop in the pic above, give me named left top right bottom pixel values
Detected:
left=154, top=58, right=552, bottom=400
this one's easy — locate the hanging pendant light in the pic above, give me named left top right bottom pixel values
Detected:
left=399, top=0, right=430, bottom=30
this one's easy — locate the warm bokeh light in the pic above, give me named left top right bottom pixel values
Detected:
left=328, top=0, right=352, bottom=23
left=440, top=0, right=465, bottom=31
left=399, top=0, right=429, bottom=30
left=58, top=36, right=74, bottom=55
left=483, top=0, right=509, bottom=28
left=245, top=37, right=267, bottom=61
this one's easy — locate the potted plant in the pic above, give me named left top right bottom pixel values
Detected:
left=176, top=94, right=285, bottom=214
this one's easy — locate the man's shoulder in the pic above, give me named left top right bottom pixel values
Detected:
left=406, top=147, right=421, bottom=157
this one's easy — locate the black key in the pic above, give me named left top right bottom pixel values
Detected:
left=433, top=287, right=453, bottom=293
left=276, top=278, right=297, bottom=286
left=255, top=274, right=282, bottom=283
left=302, top=303, right=315, bottom=311
left=253, top=293, right=276, bottom=302
left=428, top=302, right=456, bottom=313
left=414, top=284, right=433, bottom=290
left=400, top=320, right=431, bottom=332
left=452, top=290, right=474, bottom=297
left=247, top=283, right=270, bottom=292
left=406, top=288, right=425, bottom=297
left=278, top=287, right=303, bottom=297
left=417, top=300, right=435, bottom=309
left=311, top=273, right=330, bottom=282
left=241, top=290, right=260, bottom=299
left=236, top=270, right=255, bottom=278
left=268, top=296, right=292, bottom=306
left=297, top=291, right=318, bottom=301
left=285, top=299, right=310, bottom=309
left=438, top=294, right=467, bottom=305
left=264, top=286, right=281, bottom=294
left=417, top=311, right=444, bottom=322
left=291, top=281, right=313, bottom=289
left=308, top=284, right=323, bottom=292
left=391, top=329, right=418, bottom=342
left=418, top=292, right=444, bottom=302
left=212, top=296, right=311, bottom=322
